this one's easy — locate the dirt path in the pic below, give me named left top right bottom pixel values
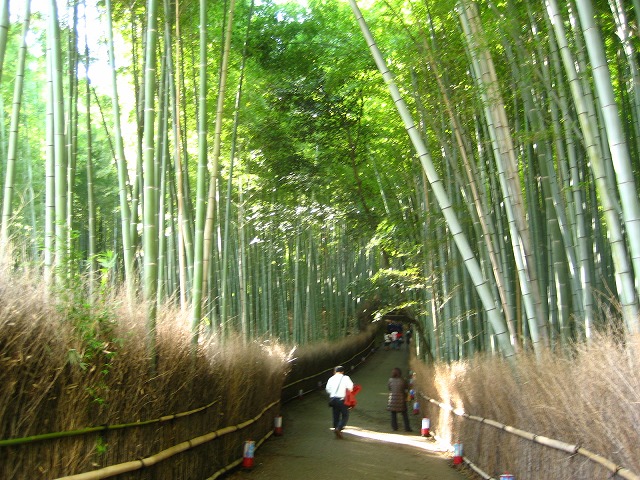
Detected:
left=224, top=347, right=473, bottom=480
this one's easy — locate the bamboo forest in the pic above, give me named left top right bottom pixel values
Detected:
left=1, top=0, right=639, bottom=478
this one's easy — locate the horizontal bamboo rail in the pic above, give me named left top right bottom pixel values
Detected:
left=420, top=392, right=640, bottom=480
left=53, top=400, right=279, bottom=480
left=0, top=398, right=220, bottom=447
left=282, top=338, right=376, bottom=390
left=0, top=336, right=377, bottom=448
left=204, top=427, right=274, bottom=480
left=4, top=332, right=379, bottom=478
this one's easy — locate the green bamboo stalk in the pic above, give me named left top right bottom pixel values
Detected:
left=105, top=0, right=135, bottom=300
left=65, top=2, right=79, bottom=268
left=156, top=52, right=170, bottom=305
left=44, top=49, right=55, bottom=286
left=546, top=0, right=640, bottom=335
left=191, top=0, right=210, bottom=341
left=200, top=0, right=238, bottom=334
left=167, top=1, right=191, bottom=308
left=417, top=41, right=517, bottom=349
left=349, top=0, right=515, bottom=358
left=608, top=0, right=640, bottom=158
left=141, top=0, right=160, bottom=365
left=83, top=32, right=97, bottom=300
left=576, top=0, right=640, bottom=333
left=0, top=0, right=9, bottom=85
left=458, top=0, right=547, bottom=353
left=0, top=0, right=31, bottom=246
left=48, top=0, right=69, bottom=279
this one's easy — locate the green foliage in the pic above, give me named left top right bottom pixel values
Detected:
left=53, top=269, right=122, bottom=411
left=352, top=266, right=426, bottom=316
left=94, top=436, right=108, bottom=457
left=240, top=0, right=396, bottom=238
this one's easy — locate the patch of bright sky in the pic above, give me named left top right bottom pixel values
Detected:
left=17, top=0, right=138, bottom=173
left=15, top=0, right=128, bottom=96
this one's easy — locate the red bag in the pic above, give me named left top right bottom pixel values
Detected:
left=344, top=384, right=362, bottom=408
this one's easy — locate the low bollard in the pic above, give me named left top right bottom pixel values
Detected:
left=412, top=401, right=420, bottom=414
left=499, top=474, right=515, bottom=480
left=274, top=415, right=283, bottom=436
left=453, top=443, right=463, bottom=465
left=421, top=418, right=430, bottom=436
left=298, top=388, right=304, bottom=398
left=242, top=440, right=255, bottom=469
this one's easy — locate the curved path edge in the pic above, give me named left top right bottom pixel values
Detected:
left=224, top=347, right=473, bottom=480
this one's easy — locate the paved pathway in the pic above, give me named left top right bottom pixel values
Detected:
left=224, top=346, right=472, bottom=480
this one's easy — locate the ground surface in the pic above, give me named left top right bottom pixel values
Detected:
left=224, top=346, right=474, bottom=480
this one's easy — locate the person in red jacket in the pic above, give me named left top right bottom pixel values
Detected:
left=387, top=367, right=412, bottom=432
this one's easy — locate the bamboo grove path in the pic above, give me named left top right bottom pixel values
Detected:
left=224, top=347, right=473, bottom=480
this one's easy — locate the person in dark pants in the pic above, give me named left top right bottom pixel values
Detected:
left=325, top=365, right=354, bottom=438
left=387, top=367, right=412, bottom=432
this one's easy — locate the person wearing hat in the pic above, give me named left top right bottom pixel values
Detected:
left=325, top=365, right=354, bottom=438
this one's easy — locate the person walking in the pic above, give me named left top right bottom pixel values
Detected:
left=390, top=330, right=399, bottom=349
left=387, top=367, right=412, bottom=432
left=325, top=365, right=354, bottom=439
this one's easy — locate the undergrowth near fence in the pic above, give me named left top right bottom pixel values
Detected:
left=0, top=264, right=379, bottom=479
left=0, top=265, right=295, bottom=478
left=410, top=335, right=640, bottom=479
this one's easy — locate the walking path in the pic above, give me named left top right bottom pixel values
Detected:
left=224, top=346, right=472, bottom=480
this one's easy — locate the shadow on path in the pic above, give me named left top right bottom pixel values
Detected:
left=224, top=346, right=472, bottom=480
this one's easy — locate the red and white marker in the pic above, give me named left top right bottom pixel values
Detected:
left=242, top=440, right=255, bottom=469
left=453, top=443, right=463, bottom=465
left=421, top=418, right=430, bottom=436
left=274, top=415, right=283, bottom=436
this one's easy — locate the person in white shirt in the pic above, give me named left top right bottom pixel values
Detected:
left=390, top=331, right=399, bottom=349
left=325, top=365, right=354, bottom=438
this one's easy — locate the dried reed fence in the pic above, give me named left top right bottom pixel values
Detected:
left=281, top=323, right=381, bottom=403
left=0, top=269, right=289, bottom=479
left=0, top=270, right=382, bottom=479
left=410, top=336, right=640, bottom=480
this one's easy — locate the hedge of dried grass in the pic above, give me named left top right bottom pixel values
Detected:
left=281, top=323, right=381, bottom=402
left=411, top=335, right=640, bottom=479
left=0, top=271, right=291, bottom=479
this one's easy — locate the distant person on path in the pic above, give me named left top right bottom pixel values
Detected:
left=387, top=367, right=412, bottom=432
left=325, top=365, right=354, bottom=439
left=390, top=330, right=399, bottom=349
left=383, top=333, right=392, bottom=350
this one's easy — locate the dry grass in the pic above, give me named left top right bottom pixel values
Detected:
left=282, top=323, right=381, bottom=401
left=411, top=336, right=640, bottom=479
left=0, top=269, right=292, bottom=479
